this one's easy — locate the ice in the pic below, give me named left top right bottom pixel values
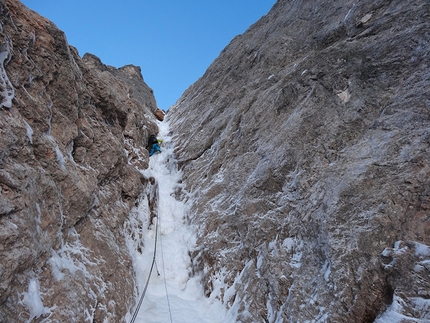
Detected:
left=126, top=120, right=227, bottom=323
left=35, top=203, right=42, bottom=234
left=54, top=145, right=66, bottom=169
left=0, top=39, right=15, bottom=109
left=24, top=120, right=34, bottom=144
left=321, top=260, right=331, bottom=282
left=44, top=134, right=66, bottom=169
left=283, top=237, right=295, bottom=251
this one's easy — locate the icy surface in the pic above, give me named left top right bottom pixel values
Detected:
left=129, top=120, right=227, bottom=323
left=0, top=40, right=15, bottom=109
left=24, top=120, right=34, bottom=144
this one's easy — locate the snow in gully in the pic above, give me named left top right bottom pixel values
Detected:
left=125, top=121, right=227, bottom=323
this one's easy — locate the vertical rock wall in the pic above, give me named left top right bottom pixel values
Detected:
left=168, top=0, right=430, bottom=322
left=0, top=0, right=158, bottom=321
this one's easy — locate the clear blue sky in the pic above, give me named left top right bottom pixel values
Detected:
left=20, top=0, right=276, bottom=111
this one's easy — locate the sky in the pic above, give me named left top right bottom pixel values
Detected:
left=20, top=0, right=276, bottom=111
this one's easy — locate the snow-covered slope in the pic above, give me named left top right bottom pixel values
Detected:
left=126, top=121, right=228, bottom=323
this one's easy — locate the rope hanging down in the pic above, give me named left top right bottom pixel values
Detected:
left=129, top=213, right=160, bottom=323
left=160, top=226, right=174, bottom=323
left=129, top=180, right=174, bottom=323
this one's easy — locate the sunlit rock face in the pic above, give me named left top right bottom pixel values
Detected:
left=168, top=0, right=430, bottom=321
left=0, top=0, right=158, bottom=321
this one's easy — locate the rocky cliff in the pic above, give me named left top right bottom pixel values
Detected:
left=0, top=0, right=159, bottom=321
left=168, top=0, right=430, bottom=322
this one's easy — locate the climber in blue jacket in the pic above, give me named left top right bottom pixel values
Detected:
left=148, top=134, right=161, bottom=156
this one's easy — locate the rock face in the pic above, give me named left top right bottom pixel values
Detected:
left=0, top=0, right=158, bottom=321
left=154, top=108, right=165, bottom=121
left=168, top=0, right=430, bottom=322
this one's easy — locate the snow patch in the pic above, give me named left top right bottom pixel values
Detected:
left=21, top=278, right=52, bottom=322
left=337, top=89, right=351, bottom=103
left=282, top=237, right=303, bottom=268
left=374, top=295, right=420, bottom=323
left=282, top=237, right=295, bottom=251
left=413, top=242, right=430, bottom=258
left=378, top=241, right=430, bottom=321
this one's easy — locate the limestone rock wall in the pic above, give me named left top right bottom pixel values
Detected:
left=168, top=0, right=430, bottom=322
left=0, top=0, right=158, bottom=321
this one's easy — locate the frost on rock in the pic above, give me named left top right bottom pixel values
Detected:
left=49, top=228, right=101, bottom=282
left=43, top=227, right=112, bottom=321
left=0, top=38, right=15, bottom=109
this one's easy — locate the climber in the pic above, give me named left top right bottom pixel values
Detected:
left=148, top=134, right=161, bottom=156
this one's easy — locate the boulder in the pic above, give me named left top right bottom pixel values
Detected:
left=155, top=108, right=165, bottom=121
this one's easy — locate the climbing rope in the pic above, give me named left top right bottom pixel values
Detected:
left=129, top=181, right=174, bottom=323
left=129, top=213, right=160, bottom=323
left=159, top=225, right=174, bottom=323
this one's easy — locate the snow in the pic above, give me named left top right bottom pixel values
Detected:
left=49, top=228, right=99, bottom=282
left=374, top=295, right=420, bottom=323
left=283, top=237, right=295, bottom=251
left=21, top=278, right=52, bottom=322
left=282, top=237, right=303, bottom=268
left=127, top=120, right=227, bottom=323
left=413, top=242, right=430, bottom=258
left=411, top=297, right=430, bottom=315
left=376, top=241, right=430, bottom=322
